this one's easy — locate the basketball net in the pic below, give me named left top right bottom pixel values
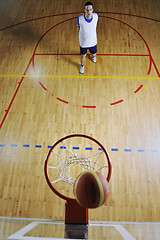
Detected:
left=45, top=134, right=112, bottom=224
left=48, top=140, right=109, bottom=186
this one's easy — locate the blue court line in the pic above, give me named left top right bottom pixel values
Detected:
left=111, top=148, right=118, bottom=151
left=125, top=149, right=132, bottom=152
left=0, top=144, right=158, bottom=153
left=151, top=150, right=158, bottom=153
left=60, top=146, right=66, bottom=149
left=98, top=148, right=103, bottom=151
left=85, top=147, right=92, bottom=150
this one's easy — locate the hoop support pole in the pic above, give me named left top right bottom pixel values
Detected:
left=65, top=199, right=88, bottom=224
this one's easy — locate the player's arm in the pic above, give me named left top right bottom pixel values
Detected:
left=77, top=17, right=80, bottom=30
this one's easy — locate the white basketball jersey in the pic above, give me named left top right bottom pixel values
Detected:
left=78, top=13, right=98, bottom=48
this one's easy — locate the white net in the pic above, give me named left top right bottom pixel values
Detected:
left=47, top=140, right=109, bottom=186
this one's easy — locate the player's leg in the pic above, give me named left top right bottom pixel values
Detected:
left=80, top=47, right=87, bottom=74
left=81, top=54, right=87, bottom=66
left=89, top=45, right=97, bottom=63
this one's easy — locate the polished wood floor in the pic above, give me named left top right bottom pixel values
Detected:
left=0, top=0, right=160, bottom=238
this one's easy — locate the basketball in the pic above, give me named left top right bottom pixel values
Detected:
left=73, top=170, right=109, bottom=208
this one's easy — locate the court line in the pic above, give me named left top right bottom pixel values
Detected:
left=11, top=144, right=18, bottom=147
left=1, top=15, right=159, bottom=131
left=1, top=11, right=159, bottom=32
left=1, top=216, right=160, bottom=224
left=35, top=145, right=42, bottom=148
left=35, top=53, right=149, bottom=56
left=0, top=75, right=160, bottom=79
left=6, top=217, right=160, bottom=240
left=111, top=148, right=119, bottom=151
left=8, top=221, right=136, bottom=240
left=57, top=97, right=69, bottom=104
left=8, top=222, right=39, bottom=240
left=82, top=105, right=96, bottom=108
left=134, top=84, right=143, bottom=93
left=110, top=99, right=124, bottom=105
left=0, top=144, right=158, bottom=153
left=114, top=225, right=136, bottom=240
left=3, top=216, right=160, bottom=240
left=39, top=82, right=47, bottom=91
left=145, top=84, right=148, bottom=90
left=0, top=57, right=33, bottom=130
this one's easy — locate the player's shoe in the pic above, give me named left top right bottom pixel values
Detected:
left=80, top=65, right=84, bottom=74
left=92, top=56, right=97, bottom=63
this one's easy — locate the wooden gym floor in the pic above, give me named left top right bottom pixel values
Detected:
left=0, top=0, right=160, bottom=239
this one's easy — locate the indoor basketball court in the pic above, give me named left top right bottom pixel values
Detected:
left=0, top=0, right=160, bottom=239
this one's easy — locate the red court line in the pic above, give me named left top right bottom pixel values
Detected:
left=134, top=84, right=143, bottom=93
left=39, top=82, right=47, bottom=91
left=0, top=12, right=82, bottom=32
left=1, top=14, right=159, bottom=129
left=33, top=15, right=155, bottom=78
left=97, top=54, right=149, bottom=57
left=99, top=15, right=152, bottom=76
left=35, top=53, right=80, bottom=56
left=110, top=99, right=124, bottom=105
left=31, top=17, right=77, bottom=69
left=56, top=97, right=69, bottom=104
left=148, top=55, right=152, bottom=75
left=0, top=58, right=33, bottom=130
left=98, top=12, right=160, bottom=23
left=0, top=11, right=159, bottom=32
left=0, top=17, right=77, bottom=130
left=82, top=105, right=96, bottom=108
left=35, top=53, right=149, bottom=57
left=150, top=56, right=160, bottom=77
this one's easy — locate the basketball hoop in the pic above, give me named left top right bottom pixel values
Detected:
left=44, top=134, right=112, bottom=224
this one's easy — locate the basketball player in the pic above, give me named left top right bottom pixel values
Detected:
left=77, top=2, right=98, bottom=74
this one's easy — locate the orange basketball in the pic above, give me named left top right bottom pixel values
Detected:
left=73, top=171, right=109, bottom=208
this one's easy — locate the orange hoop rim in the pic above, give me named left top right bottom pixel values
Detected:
left=44, top=134, right=112, bottom=201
